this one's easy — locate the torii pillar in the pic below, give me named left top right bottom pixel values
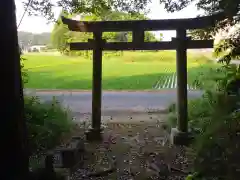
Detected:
left=85, top=31, right=105, bottom=141
left=170, top=29, right=193, bottom=145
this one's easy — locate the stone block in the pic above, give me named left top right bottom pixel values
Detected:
left=85, top=128, right=103, bottom=142
left=170, top=128, right=194, bottom=146
left=52, top=137, right=85, bottom=169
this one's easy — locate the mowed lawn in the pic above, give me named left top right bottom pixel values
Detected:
left=23, top=51, right=214, bottom=90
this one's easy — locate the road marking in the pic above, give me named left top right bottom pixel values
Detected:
left=166, top=75, right=172, bottom=88
left=154, top=79, right=160, bottom=89
left=174, top=75, right=177, bottom=88
left=160, top=75, right=168, bottom=89
left=171, top=73, right=175, bottom=88
left=153, top=73, right=198, bottom=90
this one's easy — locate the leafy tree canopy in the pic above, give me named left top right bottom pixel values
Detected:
left=24, top=0, right=151, bottom=21
left=51, top=11, right=160, bottom=56
left=23, top=0, right=239, bottom=62
left=23, top=0, right=239, bottom=22
left=23, top=0, right=239, bottom=41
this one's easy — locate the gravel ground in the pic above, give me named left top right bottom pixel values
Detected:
left=61, top=113, right=195, bottom=180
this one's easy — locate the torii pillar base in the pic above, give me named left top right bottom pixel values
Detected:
left=170, top=128, right=194, bottom=146
left=85, top=128, right=103, bottom=142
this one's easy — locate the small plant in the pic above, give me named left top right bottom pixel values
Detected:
left=170, top=91, right=240, bottom=180
left=25, top=96, right=73, bottom=154
left=20, top=54, right=28, bottom=84
left=193, top=108, right=240, bottom=180
left=185, top=172, right=202, bottom=180
left=166, top=91, right=215, bottom=134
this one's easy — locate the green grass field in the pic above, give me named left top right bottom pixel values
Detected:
left=23, top=51, right=216, bottom=90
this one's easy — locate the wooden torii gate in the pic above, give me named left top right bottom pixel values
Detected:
left=62, top=13, right=224, bottom=144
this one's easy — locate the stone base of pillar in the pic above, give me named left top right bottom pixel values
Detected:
left=170, top=128, right=194, bottom=146
left=85, top=128, right=103, bottom=142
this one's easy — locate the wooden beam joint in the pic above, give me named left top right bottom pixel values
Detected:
left=132, top=30, right=144, bottom=44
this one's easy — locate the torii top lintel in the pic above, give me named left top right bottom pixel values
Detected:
left=62, top=12, right=225, bottom=32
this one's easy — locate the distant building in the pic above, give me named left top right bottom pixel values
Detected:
left=28, top=45, right=46, bottom=52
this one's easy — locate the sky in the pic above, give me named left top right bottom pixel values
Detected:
left=15, top=0, right=203, bottom=41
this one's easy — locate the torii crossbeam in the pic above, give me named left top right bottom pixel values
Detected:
left=62, top=13, right=225, bottom=145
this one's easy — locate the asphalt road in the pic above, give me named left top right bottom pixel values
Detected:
left=25, top=90, right=203, bottom=116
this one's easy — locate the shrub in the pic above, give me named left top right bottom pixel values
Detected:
left=179, top=28, right=240, bottom=179
left=187, top=65, right=226, bottom=91
left=191, top=94, right=240, bottom=180
left=20, top=55, right=28, bottom=84
left=167, top=90, right=215, bottom=133
left=168, top=90, right=240, bottom=128
left=169, top=91, right=240, bottom=180
left=167, top=103, right=176, bottom=113
left=25, top=96, right=73, bottom=154
left=214, top=24, right=240, bottom=65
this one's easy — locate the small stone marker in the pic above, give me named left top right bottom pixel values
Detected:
left=52, top=136, right=85, bottom=170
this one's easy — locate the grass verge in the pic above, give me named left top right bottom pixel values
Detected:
left=24, top=51, right=215, bottom=90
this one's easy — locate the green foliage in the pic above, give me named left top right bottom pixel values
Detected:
left=20, top=55, right=28, bottom=84
left=168, top=62, right=240, bottom=130
left=190, top=65, right=226, bottom=91
left=185, top=172, right=201, bottom=180
left=51, top=23, right=69, bottom=53
left=187, top=28, right=215, bottom=40
left=25, top=0, right=151, bottom=21
left=218, top=64, right=240, bottom=93
left=160, top=0, right=240, bottom=48
left=23, top=51, right=208, bottom=89
left=167, top=91, right=214, bottom=134
left=25, top=0, right=239, bottom=51
left=20, top=49, right=28, bottom=84
left=26, top=0, right=240, bottom=25
left=192, top=93, right=240, bottom=180
left=214, top=25, right=240, bottom=65
left=167, top=59, right=240, bottom=180
left=187, top=63, right=240, bottom=94
left=158, top=0, right=239, bottom=21
left=144, top=31, right=160, bottom=42
left=196, top=64, right=240, bottom=94
left=51, top=11, right=158, bottom=58
left=25, top=96, right=73, bottom=154
left=167, top=103, right=176, bottom=113
left=168, top=90, right=240, bottom=180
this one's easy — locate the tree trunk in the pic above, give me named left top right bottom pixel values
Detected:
left=0, top=0, right=29, bottom=179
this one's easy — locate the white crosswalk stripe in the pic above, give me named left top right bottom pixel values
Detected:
left=153, top=74, right=197, bottom=90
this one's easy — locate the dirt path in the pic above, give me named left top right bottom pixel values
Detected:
left=73, top=111, right=169, bottom=127
left=66, top=113, right=194, bottom=180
